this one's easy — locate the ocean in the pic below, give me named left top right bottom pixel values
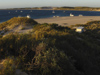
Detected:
left=0, top=10, right=100, bottom=23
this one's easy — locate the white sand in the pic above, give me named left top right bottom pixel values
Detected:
left=3, top=25, right=33, bottom=36
left=35, top=16, right=100, bottom=26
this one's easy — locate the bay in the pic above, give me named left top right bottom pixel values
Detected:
left=0, top=10, right=100, bottom=22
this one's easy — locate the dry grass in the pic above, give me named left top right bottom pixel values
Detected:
left=0, top=17, right=38, bottom=30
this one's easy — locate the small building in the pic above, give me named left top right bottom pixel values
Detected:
left=76, top=27, right=84, bottom=33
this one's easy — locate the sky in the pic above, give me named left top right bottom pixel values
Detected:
left=0, top=0, right=100, bottom=9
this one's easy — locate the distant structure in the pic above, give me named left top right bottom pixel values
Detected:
left=27, top=15, right=31, bottom=18
left=76, top=27, right=84, bottom=33
left=70, top=13, right=74, bottom=16
left=53, top=16, right=56, bottom=17
left=79, top=14, right=83, bottom=16
left=53, top=16, right=59, bottom=17
left=20, top=11, right=23, bottom=12
left=15, top=10, right=17, bottom=12
left=52, top=10, right=55, bottom=13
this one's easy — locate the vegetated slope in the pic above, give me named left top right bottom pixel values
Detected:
left=0, top=17, right=38, bottom=31
left=0, top=21, right=100, bottom=75
left=57, top=6, right=100, bottom=11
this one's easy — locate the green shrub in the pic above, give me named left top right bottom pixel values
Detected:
left=0, top=21, right=100, bottom=75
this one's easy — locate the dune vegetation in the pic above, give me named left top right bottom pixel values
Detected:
left=0, top=17, right=38, bottom=31
left=0, top=17, right=100, bottom=75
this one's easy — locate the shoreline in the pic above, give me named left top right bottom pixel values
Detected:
left=0, top=9, right=100, bottom=12
left=1, top=16, right=100, bottom=26
left=35, top=16, right=100, bottom=26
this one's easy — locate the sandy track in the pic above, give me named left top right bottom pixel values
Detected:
left=35, top=16, right=100, bottom=26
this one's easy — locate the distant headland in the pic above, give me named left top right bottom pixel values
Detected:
left=1, top=6, right=100, bottom=11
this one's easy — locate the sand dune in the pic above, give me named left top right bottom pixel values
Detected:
left=35, top=16, right=100, bottom=26
left=2, top=16, right=100, bottom=36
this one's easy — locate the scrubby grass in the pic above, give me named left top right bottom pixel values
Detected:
left=0, top=20, right=100, bottom=75
left=0, top=17, right=38, bottom=30
left=0, top=57, right=19, bottom=75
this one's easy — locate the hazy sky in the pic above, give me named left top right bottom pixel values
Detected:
left=0, top=0, right=100, bottom=9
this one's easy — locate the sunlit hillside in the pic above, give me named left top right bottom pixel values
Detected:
left=0, top=17, right=38, bottom=30
left=0, top=18, right=100, bottom=75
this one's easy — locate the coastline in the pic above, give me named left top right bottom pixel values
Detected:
left=0, top=8, right=100, bottom=12
left=1, top=16, right=100, bottom=26
left=35, top=16, right=100, bottom=26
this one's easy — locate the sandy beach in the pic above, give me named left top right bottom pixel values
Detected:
left=35, top=16, right=100, bottom=26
